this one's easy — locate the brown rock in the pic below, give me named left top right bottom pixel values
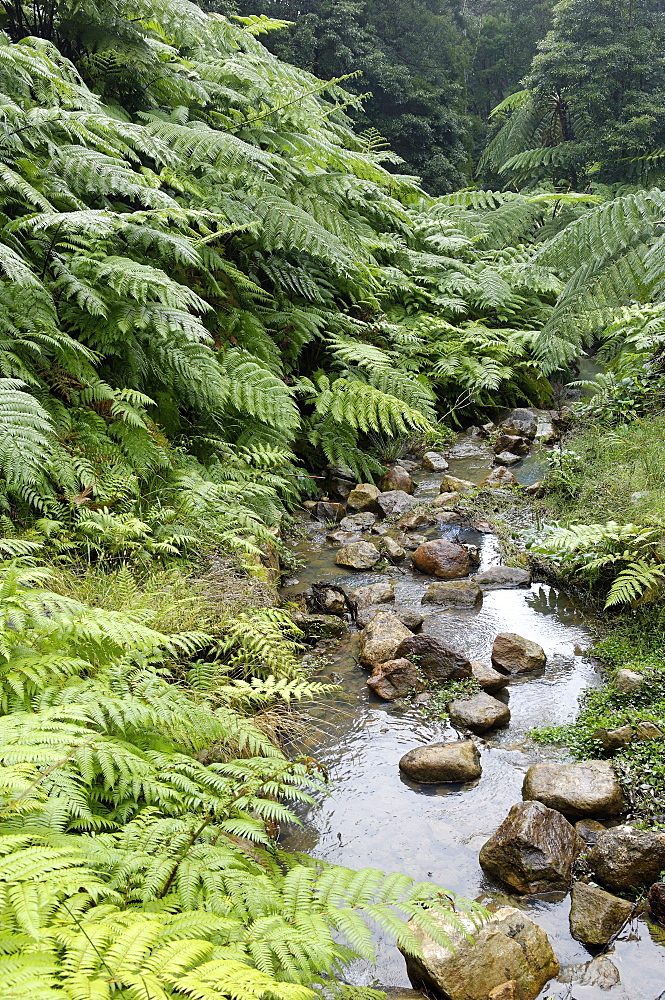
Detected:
left=380, top=536, right=406, bottom=561
left=359, top=612, right=413, bottom=667
left=340, top=512, right=376, bottom=531
left=440, top=474, right=475, bottom=493
left=335, top=540, right=381, bottom=570
left=635, top=720, right=664, bottom=739
left=648, top=881, right=665, bottom=924
left=582, top=955, right=621, bottom=989
left=488, top=982, right=519, bottom=1000
left=448, top=692, right=510, bottom=733
left=326, top=529, right=362, bottom=545
left=522, top=760, right=624, bottom=818
left=479, top=800, right=585, bottom=893
left=346, top=483, right=380, bottom=512
left=493, top=433, right=530, bottom=456
left=395, top=634, right=472, bottom=682
left=403, top=532, right=428, bottom=550
left=575, top=818, right=607, bottom=846
left=614, top=668, right=643, bottom=693
left=492, top=632, right=546, bottom=674
left=399, top=740, right=481, bottom=783
left=396, top=510, right=434, bottom=530
left=422, top=579, right=482, bottom=609
left=587, top=825, right=665, bottom=892
left=412, top=539, right=471, bottom=578
left=569, top=881, right=633, bottom=945
left=430, top=491, right=460, bottom=509
left=593, top=725, right=634, bottom=754
left=402, top=906, right=558, bottom=1000
left=471, top=660, right=509, bottom=693
left=367, top=658, right=424, bottom=700
left=480, top=467, right=519, bottom=488
left=379, top=465, right=414, bottom=494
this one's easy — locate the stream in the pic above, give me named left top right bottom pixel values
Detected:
left=280, top=426, right=665, bottom=1000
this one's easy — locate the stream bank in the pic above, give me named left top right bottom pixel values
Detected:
left=281, top=419, right=665, bottom=1000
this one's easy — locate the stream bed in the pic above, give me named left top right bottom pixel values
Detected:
left=280, top=433, right=665, bottom=1000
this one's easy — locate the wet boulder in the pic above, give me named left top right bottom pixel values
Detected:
left=403, top=532, right=428, bottom=550
left=648, top=881, right=665, bottom=924
left=422, top=451, right=449, bottom=471
left=575, top=818, right=607, bottom=846
left=479, top=800, right=585, bottom=893
left=471, top=660, right=509, bottom=693
left=581, top=955, right=621, bottom=989
left=367, top=658, right=424, bottom=700
left=494, top=451, right=521, bottom=467
left=359, top=612, right=413, bottom=667
left=422, top=580, right=482, bottom=609
left=399, top=740, right=481, bottom=783
left=493, top=433, right=530, bottom=456
left=396, top=510, right=435, bottom=531
left=440, top=474, right=475, bottom=493
left=614, top=668, right=643, bottom=694
left=397, top=609, right=425, bottom=632
left=289, top=611, right=347, bottom=641
left=569, top=881, right=633, bottom=945
left=346, top=483, right=380, bottom=512
left=522, top=760, right=624, bottom=818
left=335, top=540, right=381, bottom=570
left=492, top=632, right=546, bottom=674
left=501, top=408, right=537, bottom=439
left=448, top=692, right=510, bottom=734
left=340, top=512, right=376, bottom=531
left=587, top=825, right=665, bottom=893
left=379, top=465, right=414, bottom=494
left=402, top=906, right=558, bottom=1000
left=412, top=539, right=471, bottom=579
left=395, top=634, right=471, bottom=682
left=480, top=467, right=519, bottom=488
left=377, top=490, right=417, bottom=517
left=380, top=536, right=406, bottom=561
left=313, top=500, right=346, bottom=522
left=326, top=529, right=362, bottom=545
left=473, top=566, right=531, bottom=589
left=351, top=580, right=395, bottom=608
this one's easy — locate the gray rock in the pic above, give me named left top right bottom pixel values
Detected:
left=479, top=800, right=585, bottom=893
left=397, top=609, right=425, bottom=632
left=339, top=512, right=376, bottom=531
left=403, top=532, right=428, bottom=550
left=359, top=612, right=413, bottom=667
left=396, top=510, right=435, bottom=530
left=289, top=611, right=347, bottom=640
left=351, top=580, right=395, bottom=608
left=494, top=450, right=521, bottom=466
left=379, top=535, right=406, bottom=561
left=318, top=587, right=349, bottom=615
left=587, top=825, right=665, bottom=892
left=593, top=725, right=635, bottom=754
left=326, top=529, right=363, bottom=545
left=471, top=660, right=509, bottom=693
left=346, top=483, right=380, bottom=512
left=569, top=881, right=633, bottom=945
left=367, top=658, right=424, bottom=700
left=582, top=955, right=621, bottom=989
left=614, top=668, right=643, bottom=694
left=402, top=906, right=559, bottom=1000
left=501, top=408, right=538, bottom=439
left=648, top=881, right=665, bottom=923
left=440, top=474, right=475, bottom=493
left=412, top=539, right=471, bottom=578
left=635, top=720, right=664, bottom=739
left=493, top=433, right=530, bottom=456
left=447, top=440, right=492, bottom=461
left=448, top=692, right=510, bottom=733
left=399, top=740, right=481, bottom=783
left=422, top=451, right=449, bottom=471
left=335, top=540, right=381, bottom=570
left=492, top=632, right=546, bottom=674
left=379, top=465, right=414, bottom=494
left=313, top=500, right=346, bottom=522
left=377, top=490, right=417, bottom=517
left=473, top=566, right=532, bottom=589
left=422, top=579, right=482, bottom=609
left=395, top=634, right=472, bottom=682
left=522, top=760, right=624, bottom=818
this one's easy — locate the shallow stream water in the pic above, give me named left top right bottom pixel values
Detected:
left=280, top=433, right=665, bottom=1000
